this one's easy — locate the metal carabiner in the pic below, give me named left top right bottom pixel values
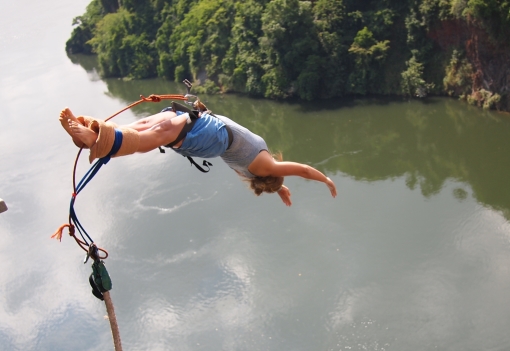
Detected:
left=183, top=79, right=198, bottom=107
left=183, top=79, right=193, bottom=94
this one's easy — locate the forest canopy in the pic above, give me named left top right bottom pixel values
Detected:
left=66, top=0, right=510, bottom=110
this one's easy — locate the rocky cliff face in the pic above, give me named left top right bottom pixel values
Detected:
left=429, top=19, right=510, bottom=111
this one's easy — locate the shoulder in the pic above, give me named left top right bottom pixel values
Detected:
left=247, top=151, right=274, bottom=177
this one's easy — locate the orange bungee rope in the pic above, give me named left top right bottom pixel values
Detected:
left=51, top=92, right=190, bottom=255
left=51, top=81, right=203, bottom=351
left=50, top=89, right=195, bottom=351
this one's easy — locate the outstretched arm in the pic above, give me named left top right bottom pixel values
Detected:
left=248, top=151, right=337, bottom=198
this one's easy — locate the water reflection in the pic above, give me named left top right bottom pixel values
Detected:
left=41, top=54, right=510, bottom=351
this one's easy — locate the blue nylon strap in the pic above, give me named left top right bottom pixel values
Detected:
left=70, top=129, right=124, bottom=245
left=102, top=129, right=124, bottom=164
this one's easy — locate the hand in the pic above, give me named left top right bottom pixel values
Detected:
left=277, top=185, right=292, bottom=206
left=326, top=177, right=337, bottom=198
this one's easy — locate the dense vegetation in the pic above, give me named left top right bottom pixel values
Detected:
left=67, top=0, right=510, bottom=110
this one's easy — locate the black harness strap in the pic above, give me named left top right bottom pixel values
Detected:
left=164, top=102, right=200, bottom=148
left=160, top=101, right=232, bottom=173
left=164, top=118, right=197, bottom=148
left=186, top=157, right=213, bottom=173
left=158, top=102, right=214, bottom=172
left=172, top=101, right=200, bottom=119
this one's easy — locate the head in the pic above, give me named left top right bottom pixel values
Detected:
left=248, top=152, right=284, bottom=196
left=249, top=175, right=284, bottom=195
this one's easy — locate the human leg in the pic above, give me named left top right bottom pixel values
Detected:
left=59, top=106, right=187, bottom=161
left=60, top=107, right=177, bottom=133
left=66, top=113, right=185, bottom=154
left=125, top=110, right=177, bottom=132
left=68, top=118, right=140, bottom=162
left=136, top=116, right=186, bottom=152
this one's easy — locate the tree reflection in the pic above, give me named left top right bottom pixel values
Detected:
left=71, top=54, right=510, bottom=217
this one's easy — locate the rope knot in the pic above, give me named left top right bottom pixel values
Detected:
left=51, top=223, right=75, bottom=242
left=141, top=94, right=161, bottom=103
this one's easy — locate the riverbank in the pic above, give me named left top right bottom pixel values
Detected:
left=66, top=0, right=510, bottom=111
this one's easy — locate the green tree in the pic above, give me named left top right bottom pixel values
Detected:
left=88, top=8, right=157, bottom=78
left=66, top=0, right=105, bottom=54
left=260, top=0, right=318, bottom=99
left=221, top=0, right=266, bottom=94
left=312, top=0, right=349, bottom=98
left=443, top=49, right=473, bottom=97
left=168, top=0, right=235, bottom=83
left=401, top=53, right=426, bottom=97
left=348, top=26, right=390, bottom=95
left=65, top=0, right=510, bottom=110
left=465, top=0, right=510, bottom=42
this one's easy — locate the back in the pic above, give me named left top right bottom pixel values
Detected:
left=217, top=115, right=268, bottom=178
left=171, top=113, right=229, bottom=158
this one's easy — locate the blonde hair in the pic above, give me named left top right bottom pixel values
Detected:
left=248, top=152, right=284, bottom=196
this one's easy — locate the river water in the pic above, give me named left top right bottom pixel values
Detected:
left=2, top=1, right=510, bottom=351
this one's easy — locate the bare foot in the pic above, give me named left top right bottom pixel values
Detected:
left=70, top=120, right=98, bottom=148
left=59, top=107, right=84, bottom=147
left=59, top=107, right=79, bottom=124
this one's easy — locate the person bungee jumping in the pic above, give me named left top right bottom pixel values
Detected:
left=59, top=104, right=336, bottom=206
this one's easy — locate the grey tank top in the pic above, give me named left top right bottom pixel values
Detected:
left=215, top=115, right=268, bottom=179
